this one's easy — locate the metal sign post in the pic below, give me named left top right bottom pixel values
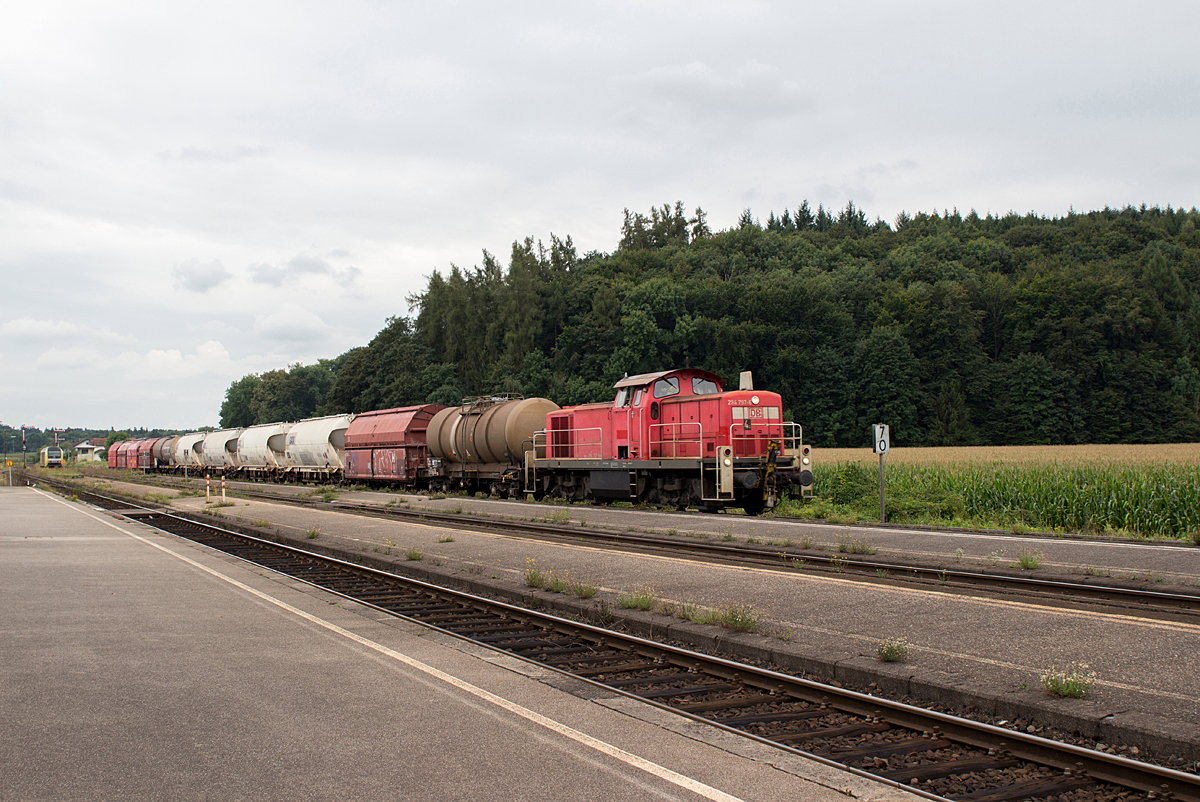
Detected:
left=872, top=423, right=890, bottom=522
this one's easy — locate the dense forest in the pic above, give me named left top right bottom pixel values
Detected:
left=219, top=201, right=1200, bottom=447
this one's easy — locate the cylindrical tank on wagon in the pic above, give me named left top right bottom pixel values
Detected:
left=201, top=429, right=243, bottom=469
left=237, top=422, right=293, bottom=470
left=285, top=414, right=353, bottom=472
left=427, top=397, right=558, bottom=464
left=174, top=432, right=207, bottom=467
left=152, top=436, right=178, bottom=466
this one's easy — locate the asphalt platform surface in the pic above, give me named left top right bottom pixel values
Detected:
left=71, top=473, right=1200, bottom=768
left=1, top=485, right=916, bottom=802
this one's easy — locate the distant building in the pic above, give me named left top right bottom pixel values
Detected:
left=75, top=438, right=106, bottom=463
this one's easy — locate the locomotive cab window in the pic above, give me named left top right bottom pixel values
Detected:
left=615, top=388, right=631, bottom=407
left=692, top=377, right=720, bottom=395
left=652, top=377, right=679, bottom=399
left=633, top=388, right=644, bottom=406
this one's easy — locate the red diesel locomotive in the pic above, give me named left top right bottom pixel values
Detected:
left=526, top=368, right=811, bottom=513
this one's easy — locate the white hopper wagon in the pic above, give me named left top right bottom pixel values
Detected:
left=201, top=428, right=243, bottom=471
left=174, top=432, right=208, bottom=471
left=237, top=422, right=293, bottom=478
left=284, top=414, right=354, bottom=480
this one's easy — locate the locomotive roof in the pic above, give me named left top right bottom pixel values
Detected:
left=613, top=368, right=723, bottom=389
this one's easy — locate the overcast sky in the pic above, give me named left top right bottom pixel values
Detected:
left=2, top=1, right=1197, bottom=431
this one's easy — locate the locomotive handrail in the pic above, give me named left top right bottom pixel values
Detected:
left=779, top=421, right=803, bottom=456
left=545, top=426, right=604, bottom=459
left=648, top=422, right=704, bottom=459
left=726, top=422, right=802, bottom=457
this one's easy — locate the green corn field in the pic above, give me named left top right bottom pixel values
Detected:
left=792, top=446, right=1200, bottom=540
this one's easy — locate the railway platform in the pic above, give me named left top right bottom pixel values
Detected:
left=75, top=474, right=1200, bottom=767
left=0, top=486, right=914, bottom=802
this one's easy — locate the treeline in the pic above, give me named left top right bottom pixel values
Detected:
left=0, top=425, right=182, bottom=458
left=219, top=201, right=1200, bottom=447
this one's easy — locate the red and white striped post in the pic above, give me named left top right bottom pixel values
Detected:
left=221, top=476, right=226, bottom=500
left=206, top=475, right=211, bottom=502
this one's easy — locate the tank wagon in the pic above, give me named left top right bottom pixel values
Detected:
left=107, top=368, right=812, bottom=513
left=426, top=396, right=559, bottom=497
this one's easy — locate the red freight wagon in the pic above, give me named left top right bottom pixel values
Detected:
left=114, top=440, right=137, bottom=469
left=133, top=438, right=157, bottom=469
left=343, top=404, right=445, bottom=483
left=107, top=441, right=120, bottom=469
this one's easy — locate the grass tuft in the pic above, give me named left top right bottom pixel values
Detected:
left=405, top=547, right=424, bottom=561
left=719, top=604, right=760, bottom=633
left=617, top=588, right=656, bottom=610
left=837, top=536, right=877, bottom=555
left=1041, top=662, right=1097, bottom=698
left=1012, top=550, right=1044, bottom=570
left=877, top=637, right=909, bottom=662
left=305, top=528, right=320, bottom=539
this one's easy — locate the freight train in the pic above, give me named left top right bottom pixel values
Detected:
left=108, top=368, right=813, bottom=513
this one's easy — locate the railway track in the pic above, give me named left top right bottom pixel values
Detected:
left=50, top=471, right=1200, bottom=622
left=60, top=482, right=1200, bottom=802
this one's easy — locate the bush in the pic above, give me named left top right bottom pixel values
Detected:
left=824, top=463, right=875, bottom=506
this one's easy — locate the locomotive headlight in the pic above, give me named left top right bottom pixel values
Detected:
left=802, top=456, right=810, bottom=466
left=723, top=458, right=732, bottom=467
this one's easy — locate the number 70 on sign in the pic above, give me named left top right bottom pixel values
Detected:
left=873, top=423, right=890, bottom=454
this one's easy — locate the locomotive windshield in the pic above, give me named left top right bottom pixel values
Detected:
left=653, top=377, right=679, bottom=398
left=692, top=377, right=720, bottom=395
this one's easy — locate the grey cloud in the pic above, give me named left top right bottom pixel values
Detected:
left=250, top=254, right=361, bottom=287
left=173, top=259, right=233, bottom=293
left=288, top=254, right=334, bottom=275
left=249, top=263, right=289, bottom=287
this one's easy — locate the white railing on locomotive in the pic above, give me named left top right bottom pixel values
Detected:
left=779, top=422, right=803, bottom=456
left=544, top=426, right=604, bottom=459
left=726, top=421, right=802, bottom=457
left=648, top=421, right=704, bottom=459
